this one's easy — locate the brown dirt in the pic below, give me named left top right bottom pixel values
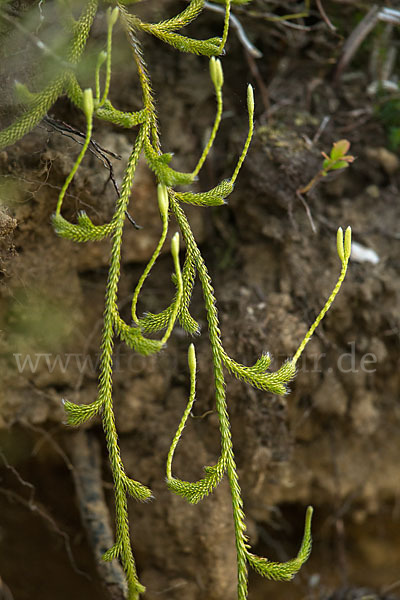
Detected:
left=1, top=2, right=400, bottom=600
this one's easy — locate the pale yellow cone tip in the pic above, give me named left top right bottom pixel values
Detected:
left=344, top=226, right=352, bottom=260
left=108, top=6, right=119, bottom=27
left=210, top=57, right=224, bottom=89
left=171, top=232, right=180, bottom=258
left=157, top=183, right=169, bottom=220
left=98, top=50, right=107, bottom=64
left=247, top=84, right=254, bottom=114
left=209, top=57, right=216, bottom=85
left=188, top=343, right=196, bottom=372
left=336, top=227, right=344, bottom=263
left=83, top=88, right=94, bottom=119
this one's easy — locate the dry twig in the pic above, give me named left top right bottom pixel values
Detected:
left=68, top=431, right=128, bottom=600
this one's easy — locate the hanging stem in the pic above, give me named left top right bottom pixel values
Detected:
left=293, top=227, right=351, bottom=364
left=219, top=0, right=232, bottom=53
left=98, top=126, right=147, bottom=598
left=55, top=88, right=94, bottom=216
left=170, top=197, right=249, bottom=597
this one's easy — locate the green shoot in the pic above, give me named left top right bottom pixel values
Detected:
left=298, top=139, right=355, bottom=195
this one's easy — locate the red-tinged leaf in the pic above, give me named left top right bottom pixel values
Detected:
left=330, top=139, right=351, bottom=160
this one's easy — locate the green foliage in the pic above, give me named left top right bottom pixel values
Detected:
left=298, top=139, right=355, bottom=195
left=0, top=1, right=352, bottom=599
left=321, top=139, right=355, bottom=174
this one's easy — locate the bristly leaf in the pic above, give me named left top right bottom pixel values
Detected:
left=0, top=78, right=64, bottom=151
left=222, top=352, right=296, bottom=395
left=167, top=458, right=226, bottom=503
left=97, top=103, right=147, bottom=127
left=263, top=359, right=297, bottom=395
left=52, top=213, right=115, bottom=242
left=0, top=0, right=98, bottom=150
left=139, top=250, right=200, bottom=335
left=140, top=304, right=200, bottom=336
left=144, top=143, right=195, bottom=186
left=102, top=543, right=121, bottom=562
left=114, top=316, right=164, bottom=355
left=174, top=179, right=233, bottom=207
left=150, top=0, right=205, bottom=32
left=123, top=475, right=153, bottom=501
left=246, top=506, right=313, bottom=580
left=63, top=398, right=102, bottom=426
left=251, top=353, right=272, bottom=374
left=139, top=26, right=222, bottom=57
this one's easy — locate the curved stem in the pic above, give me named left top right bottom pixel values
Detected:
left=192, top=85, right=223, bottom=177
left=171, top=197, right=249, bottom=597
left=231, top=85, right=254, bottom=184
left=131, top=212, right=169, bottom=324
left=166, top=344, right=197, bottom=480
left=99, top=126, right=146, bottom=598
left=219, top=0, right=232, bottom=54
left=161, top=234, right=184, bottom=344
left=99, top=9, right=117, bottom=107
left=94, top=51, right=105, bottom=104
left=293, top=258, right=349, bottom=364
left=119, top=4, right=160, bottom=150
left=55, top=98, right=93, bottom=215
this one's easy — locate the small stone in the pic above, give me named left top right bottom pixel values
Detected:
left=366, top=147, right=399, bottom=175
left=365, top=184, right=379, bottom=199
left=313, top=372, right=348, bottom=416
left=350, top=391, right=379, bottom=435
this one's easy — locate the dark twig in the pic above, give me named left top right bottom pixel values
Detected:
left=0, top=486, right=88, bottom=579
left=43, top=116, right=141, bottom=229
left=203, top=1, right=262, bottom=57
left=0, top=449, right=36, bottom=507
left=23, top=421, right=74, bottom=471
left=315, top=0, right=336, bottom=32
left=43, top=117, right=122, bottom=160
left=334, top=5, right=380, bottom=83
left=67, top=431, right=128, bottom=600
left=296, top=190, right=317, bottom=234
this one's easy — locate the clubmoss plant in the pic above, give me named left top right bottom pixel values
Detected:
left=0, top=2, right=352, bottom=598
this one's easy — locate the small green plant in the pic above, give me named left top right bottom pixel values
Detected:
left=0, top=2, right=352, bottom=598
left=298, top=139, right=355, bottom=195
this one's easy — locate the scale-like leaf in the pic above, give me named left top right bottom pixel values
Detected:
left=167, top=458, right=226, bottom=504
left=63, top=398, right=102, bottom=426
left=175, top=179, right=233, bottom=207
left=52, top=213, right=114, bottom=242
left=123, top=475, right=153, bottom=501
